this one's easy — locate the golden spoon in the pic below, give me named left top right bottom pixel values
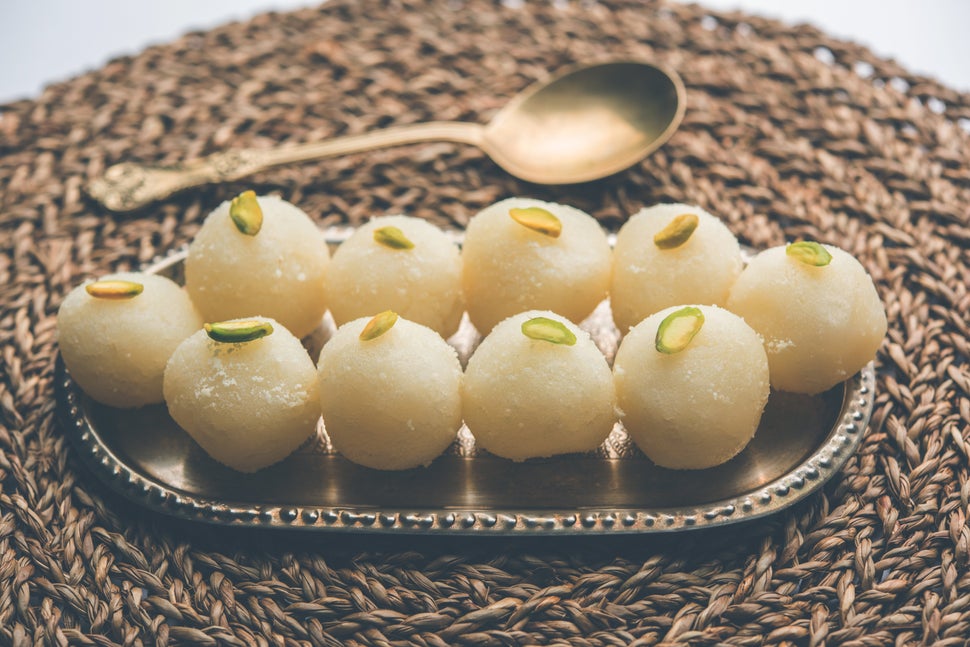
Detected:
left=87, top=60, right=685, bottom=212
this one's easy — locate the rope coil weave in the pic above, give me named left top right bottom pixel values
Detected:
left=1, top=0, right=968, bottom=644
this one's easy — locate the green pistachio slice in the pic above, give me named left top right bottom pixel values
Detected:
left=521, top=316, right=577, bottom=346
left=360, top=310, right=398, bottom=341
left=85, top=279, right=144, bottom=300
left=786, top=241, right=832, bottom=266
left=373, top=226, right=415, bottom=250
left=229, top=190, right=263, bottom=236
left=509, top=207, right=562, bottom=238
left=204, top=319, right=274, bottom=343
left=654, top=213, right=699, bottom=249
left=655, top=306, right=705, bottom=354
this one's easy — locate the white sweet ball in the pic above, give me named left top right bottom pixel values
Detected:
left=613, top=305, right=770, bottom=470
left=163, top=319, right=320, bottom=473
left=317, top=314, right=463, bottom=470
left=185, top=194, right=329, bottom=338
left=325, top=215, right=463, bottom=338
left=462, top=310, right=616, bottom=460
left=727, top=244, right=886, bottom=394
left=58, top=272, right=203, bottom=408
left=611, top=203, right=743, bottom=332
left=461, top=198, right=612, bottom=334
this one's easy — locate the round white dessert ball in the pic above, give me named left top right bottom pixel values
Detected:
left=727, top=243, right=886, bottom=394
left=325, top=215, right=463, bottom=338
left=461, top=197, right=612, bottom=334
left=613, top=305, right=770, bottom=470
left=163, top=318, right=321, bottom=473
left=185, top=193, right=329, bottom=339
left=611, top=203, right=743, bottom=332
left=58, top=272, right=203, bottom=408
left=317, top=314, right=463, bottom=470
left=462, top=310, right=616, bottom=460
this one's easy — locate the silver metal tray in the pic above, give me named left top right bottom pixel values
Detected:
left=54, top=230, right=875, bottom=534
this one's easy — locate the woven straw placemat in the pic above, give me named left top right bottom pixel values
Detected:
left=2, top=0, right=969, bottom=644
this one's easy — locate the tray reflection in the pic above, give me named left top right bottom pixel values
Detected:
left=83, top=385, right=841, bottom=510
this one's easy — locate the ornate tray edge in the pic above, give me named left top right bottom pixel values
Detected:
left=54, top=345, right=874, bottom=537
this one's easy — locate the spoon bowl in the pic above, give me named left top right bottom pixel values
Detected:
left=88, top=61, right=686, bottom=212
left=483, top=61, right=685, bottom=184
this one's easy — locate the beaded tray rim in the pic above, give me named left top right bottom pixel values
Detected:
left=55, top=363, right=873, bottom=535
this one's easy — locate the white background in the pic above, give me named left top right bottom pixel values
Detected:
left=1, top=0, right=969, bottom=105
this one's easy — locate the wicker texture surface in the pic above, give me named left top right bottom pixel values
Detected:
left=2, top=0, right=969, bottom=644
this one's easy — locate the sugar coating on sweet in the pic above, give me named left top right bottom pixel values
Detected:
left=613, top=305, right=769, bottom=470
left=727, top=244, right=886, bottom=394
left=462, top=310, right=616, bottom=460
left=611, top=203, right=743, bottom=333
left=58, top=272, right=203, bottom=408
left=325, top=215, right=463, bottom=338
left=461, top=198, right=612, bottom=334
left=317, top=316, right=463, bottom=470
left=185, top=195, right=329, bottom=338
left=163, top=319, right=320, bottom=473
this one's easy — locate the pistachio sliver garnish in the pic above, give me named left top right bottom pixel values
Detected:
left=373, top=226, right=415, bottom=250
left=229, top=190, right=263, bottom=236
left=655, top=306, right=705, bottom=354
left=654, top=213, right=699, bottom=249
left=205, top=319, right=274, bottom=343
left=786, top=240, right=832, bottom=267
left=509, top=207, right=562, bottom=238
left=85, top=279, right=144, bottom=300
left=360, top=310, right=398, bottom=341
left=521, top=316, right=577, bottom=346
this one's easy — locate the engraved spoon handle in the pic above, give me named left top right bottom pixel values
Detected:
left=87, top=121, right=484, bottom=212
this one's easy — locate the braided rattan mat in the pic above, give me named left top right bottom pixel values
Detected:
left=3, top=0, right=970, bottom=644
